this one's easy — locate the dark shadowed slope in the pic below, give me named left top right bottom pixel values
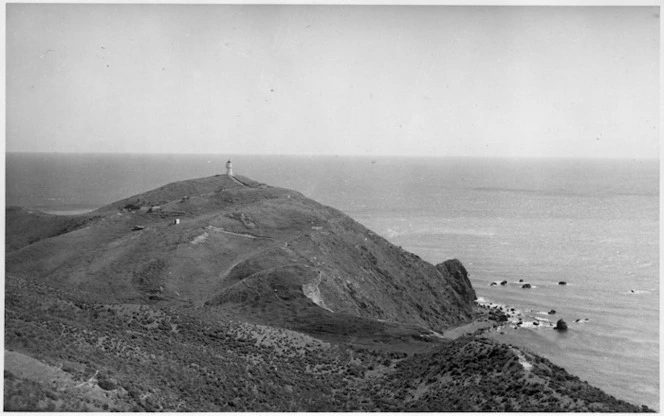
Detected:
left=5, top=206, right=100, bottom=252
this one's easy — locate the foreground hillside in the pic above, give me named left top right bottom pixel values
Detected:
left=5, top=275, right=650, bottom=412
left=4, top=174, right=653, bottom=411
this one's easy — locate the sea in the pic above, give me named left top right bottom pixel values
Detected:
left=5, top=153, right=659, bottom=410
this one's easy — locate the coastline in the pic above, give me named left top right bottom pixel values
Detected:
left=463, top=296, right=657, bottom=411
left=5, top=158, right=657, bottom=411
left=10, top=206, right=657, bottom=410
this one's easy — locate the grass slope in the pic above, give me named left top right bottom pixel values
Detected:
left=5, top=275, right=651, bottom=412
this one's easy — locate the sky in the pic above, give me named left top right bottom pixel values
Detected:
left=5, top=5, right=660, bottom=158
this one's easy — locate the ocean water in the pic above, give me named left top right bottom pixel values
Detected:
left=5, top=153, right=659, bottom=409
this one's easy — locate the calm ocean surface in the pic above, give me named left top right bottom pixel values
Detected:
left=6, top=153, right=659, bottom=409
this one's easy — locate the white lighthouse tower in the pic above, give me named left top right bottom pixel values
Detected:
left=225, top=159, right=233, bottom=176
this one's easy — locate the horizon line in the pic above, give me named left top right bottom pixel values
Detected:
left=4, top=151, right=660, bottom=161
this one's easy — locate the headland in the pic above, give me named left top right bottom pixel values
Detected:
left=4, top=173, right=653, bottom=411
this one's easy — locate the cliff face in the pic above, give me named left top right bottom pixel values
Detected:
left=6, top=174, right=476, bottom=332
left=437, top=259, right=476, bottom=305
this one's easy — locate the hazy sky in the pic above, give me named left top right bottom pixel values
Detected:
left=6, top=5, right=660, bottom=157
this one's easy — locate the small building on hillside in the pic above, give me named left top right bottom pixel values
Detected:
left=226, top=160, right=233, bottom=176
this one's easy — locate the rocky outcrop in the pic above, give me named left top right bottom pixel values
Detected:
left=436, top=259, right=476, bottom=305
left=488, top=308, right=508, bottom=323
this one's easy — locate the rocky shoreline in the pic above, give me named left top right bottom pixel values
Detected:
left=473, top=296, right=593, bottom=332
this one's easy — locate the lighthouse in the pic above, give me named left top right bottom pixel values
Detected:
left=225, top=160, right=233, bottom=176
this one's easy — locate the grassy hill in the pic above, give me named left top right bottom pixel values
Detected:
left=6, top=174, right=476, bottom=331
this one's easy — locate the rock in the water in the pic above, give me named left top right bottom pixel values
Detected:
left=558, top=281, right=567, bottom=285
left=500, top=280, right=508, bottom=286
left=522, top=283, right=531, bottom=289
left=518, top=279, right=524, bottom=282
left=554, top=319, right=568, bottom=331
left=533, top=321, right=539, bottom=326
left=548, top=309, right=556, bottom=315
left=490, top=282, right=497, bottom=286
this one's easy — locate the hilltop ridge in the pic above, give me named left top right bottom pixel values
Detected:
left=7, top=174, right=476, bottom=335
